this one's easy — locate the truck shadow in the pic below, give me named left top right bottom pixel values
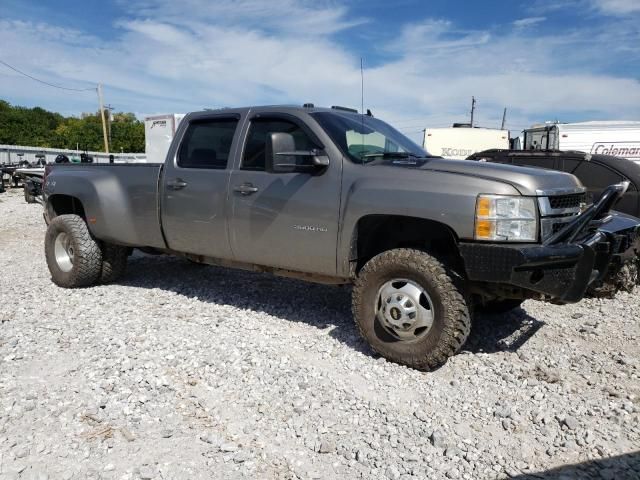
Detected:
left=120, top=253, right=372, bottom=355
left=464, top=307, right=545, bottom=354
left=120, top=253, right=544, bottom=360
left=508, top=450, right=639, bottom=479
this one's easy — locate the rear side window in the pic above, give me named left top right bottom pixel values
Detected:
left=242, top=118, right=318, bottom=171
left=573, top=162, right=625, bottom=189
left=178, top=118, right=238, bottom=169
left=556, top=158, right=582, bottom=173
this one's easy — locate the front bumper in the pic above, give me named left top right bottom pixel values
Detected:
left=460, top=232, right=609, bottom=303
left=588, top=212, right=640, bottom=295
left=460, top=182, right=640, bottom=303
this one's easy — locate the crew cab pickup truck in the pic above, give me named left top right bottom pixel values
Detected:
left=42, top=105, right=640, bottom=370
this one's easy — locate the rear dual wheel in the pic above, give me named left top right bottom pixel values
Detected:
left=101, top=243, right=128, bottom=283
left=45, top=214, right=127, bottom=288
left=24, top=185, right=36, bottom=204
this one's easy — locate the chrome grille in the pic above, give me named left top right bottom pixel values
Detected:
left=548, top=192, right=587, bottom=210
left=540, top=216, right=576, bottom=240
left=537, top=188, right=587, bottom=242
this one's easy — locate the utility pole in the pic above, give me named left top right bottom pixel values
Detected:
left=105, top=104, right=114, bottom=151
left=470, top=96, right=476, bottom=127
left=500, top=107, right=507, bottom=130
left=97, top=83, right=109, bottom=154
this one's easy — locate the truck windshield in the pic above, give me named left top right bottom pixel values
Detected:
left=311, top=112, right=429, bottom=164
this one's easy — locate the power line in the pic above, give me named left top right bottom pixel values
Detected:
left=0, top=59, right=96, bottom=92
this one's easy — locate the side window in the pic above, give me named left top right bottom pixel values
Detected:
left=556, top=158, right=582, bottom=173
left=242, top=118, right=318, bottom=171
left=178, top=118, right=238, bottom=169
left=525, top=129, right=547, bottom=150
left=572, top=162, right=624, bottom=189
left=547, top=128, right=558, bottom=149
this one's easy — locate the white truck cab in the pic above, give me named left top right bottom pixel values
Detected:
left=523, top=121, right=640, bottom=162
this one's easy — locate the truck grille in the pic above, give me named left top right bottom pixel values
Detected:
left=538, top=190, right=587, bottom=241
left=540, top=216, right=576, bottom=240
left=548, top=192, right=587, bottom=210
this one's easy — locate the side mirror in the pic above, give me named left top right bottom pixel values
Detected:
left=266, top=132, right=329, bottom=174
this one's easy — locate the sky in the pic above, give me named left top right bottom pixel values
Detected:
left=1, top=0, right=639, bottom=142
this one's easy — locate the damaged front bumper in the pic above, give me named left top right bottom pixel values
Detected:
left=460, top=182, right=640, bottom=303
left=587, top=212, right=640, bottom=296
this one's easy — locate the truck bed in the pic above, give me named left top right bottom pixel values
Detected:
left=47, top=163, right=166, bottom=248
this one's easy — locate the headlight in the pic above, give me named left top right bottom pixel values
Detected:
left=475, top=195, right=538, bottom=242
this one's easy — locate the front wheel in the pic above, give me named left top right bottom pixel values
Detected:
left=352, top=249, right=471, bottom=371
left=45, top=214, right=102, bottom=288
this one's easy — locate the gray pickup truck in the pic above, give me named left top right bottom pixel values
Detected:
left=42, top=105, right=640, bottom=370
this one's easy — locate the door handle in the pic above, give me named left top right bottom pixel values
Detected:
left=233, top=183, right=259, bottom=195
left=168, top=178, right=188, bottom=190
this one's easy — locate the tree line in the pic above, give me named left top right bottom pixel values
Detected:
left=0, top=100, right=145, bottom=152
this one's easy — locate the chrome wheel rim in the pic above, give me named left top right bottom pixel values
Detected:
left=375, top=278, right=434, bottom=341
left=54, top=232, right=74, bottom=272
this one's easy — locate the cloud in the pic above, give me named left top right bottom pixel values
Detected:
left=531, top=0, right=640, bottom=16
left=390, top=20, right=491, bottom=52
left=592, top=0, right=640, bottom=14
left=0, top=1, right=639, bottom=144
left=513, top=16, right=546, bottom=28
left=118, top=0, right=368, bottom=36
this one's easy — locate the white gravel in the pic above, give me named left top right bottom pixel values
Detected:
left=0, top=187, right=639, bottom=480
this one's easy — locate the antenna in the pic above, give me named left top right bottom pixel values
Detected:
left=361, top=57, right=365, bottom=165
left=470, top=96, right=476, bottom=127
left=500, top=107, right=507, bottom=130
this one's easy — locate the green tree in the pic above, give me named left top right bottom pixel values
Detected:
left=0, top=100, right=145, bottom=152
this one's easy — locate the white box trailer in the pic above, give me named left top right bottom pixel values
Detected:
left=422, top=126, right=509, bottom=160
left=523, top=121, right=640, bottom=161
left=144, top=114, right=185, bottom=164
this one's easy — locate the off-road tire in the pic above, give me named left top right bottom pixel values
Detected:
left=101, top=243, right=128, bottom=283
left=352, top=248, right=471, bottom=371
left=476, top=299, right=524, bottom=315
left=45, top=214, right=102, bottom=288
left=24, top=185, right=36, bottom=204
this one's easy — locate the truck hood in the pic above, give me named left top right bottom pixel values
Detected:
left=412, top=157, right=584, bottom=196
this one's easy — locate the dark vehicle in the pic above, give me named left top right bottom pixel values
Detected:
left=2, top=158, right=44, bottom=194
left=467, top=149, right=640, bottom=218
left=1, top=163, right=29, bottom=191
left=41, top=105, right=640, bottom=370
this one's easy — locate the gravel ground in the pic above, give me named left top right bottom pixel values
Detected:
left=0, top=187, right=639, bottom=480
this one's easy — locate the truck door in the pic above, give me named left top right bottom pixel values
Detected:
left=160, top=114, right=240, bottom=258
left=228, top=114, right=341, bottom=276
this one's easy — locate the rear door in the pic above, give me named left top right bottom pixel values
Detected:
left=160, top=114, right=240, bottom=258
left=228, top=114, right=342, bottom=276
